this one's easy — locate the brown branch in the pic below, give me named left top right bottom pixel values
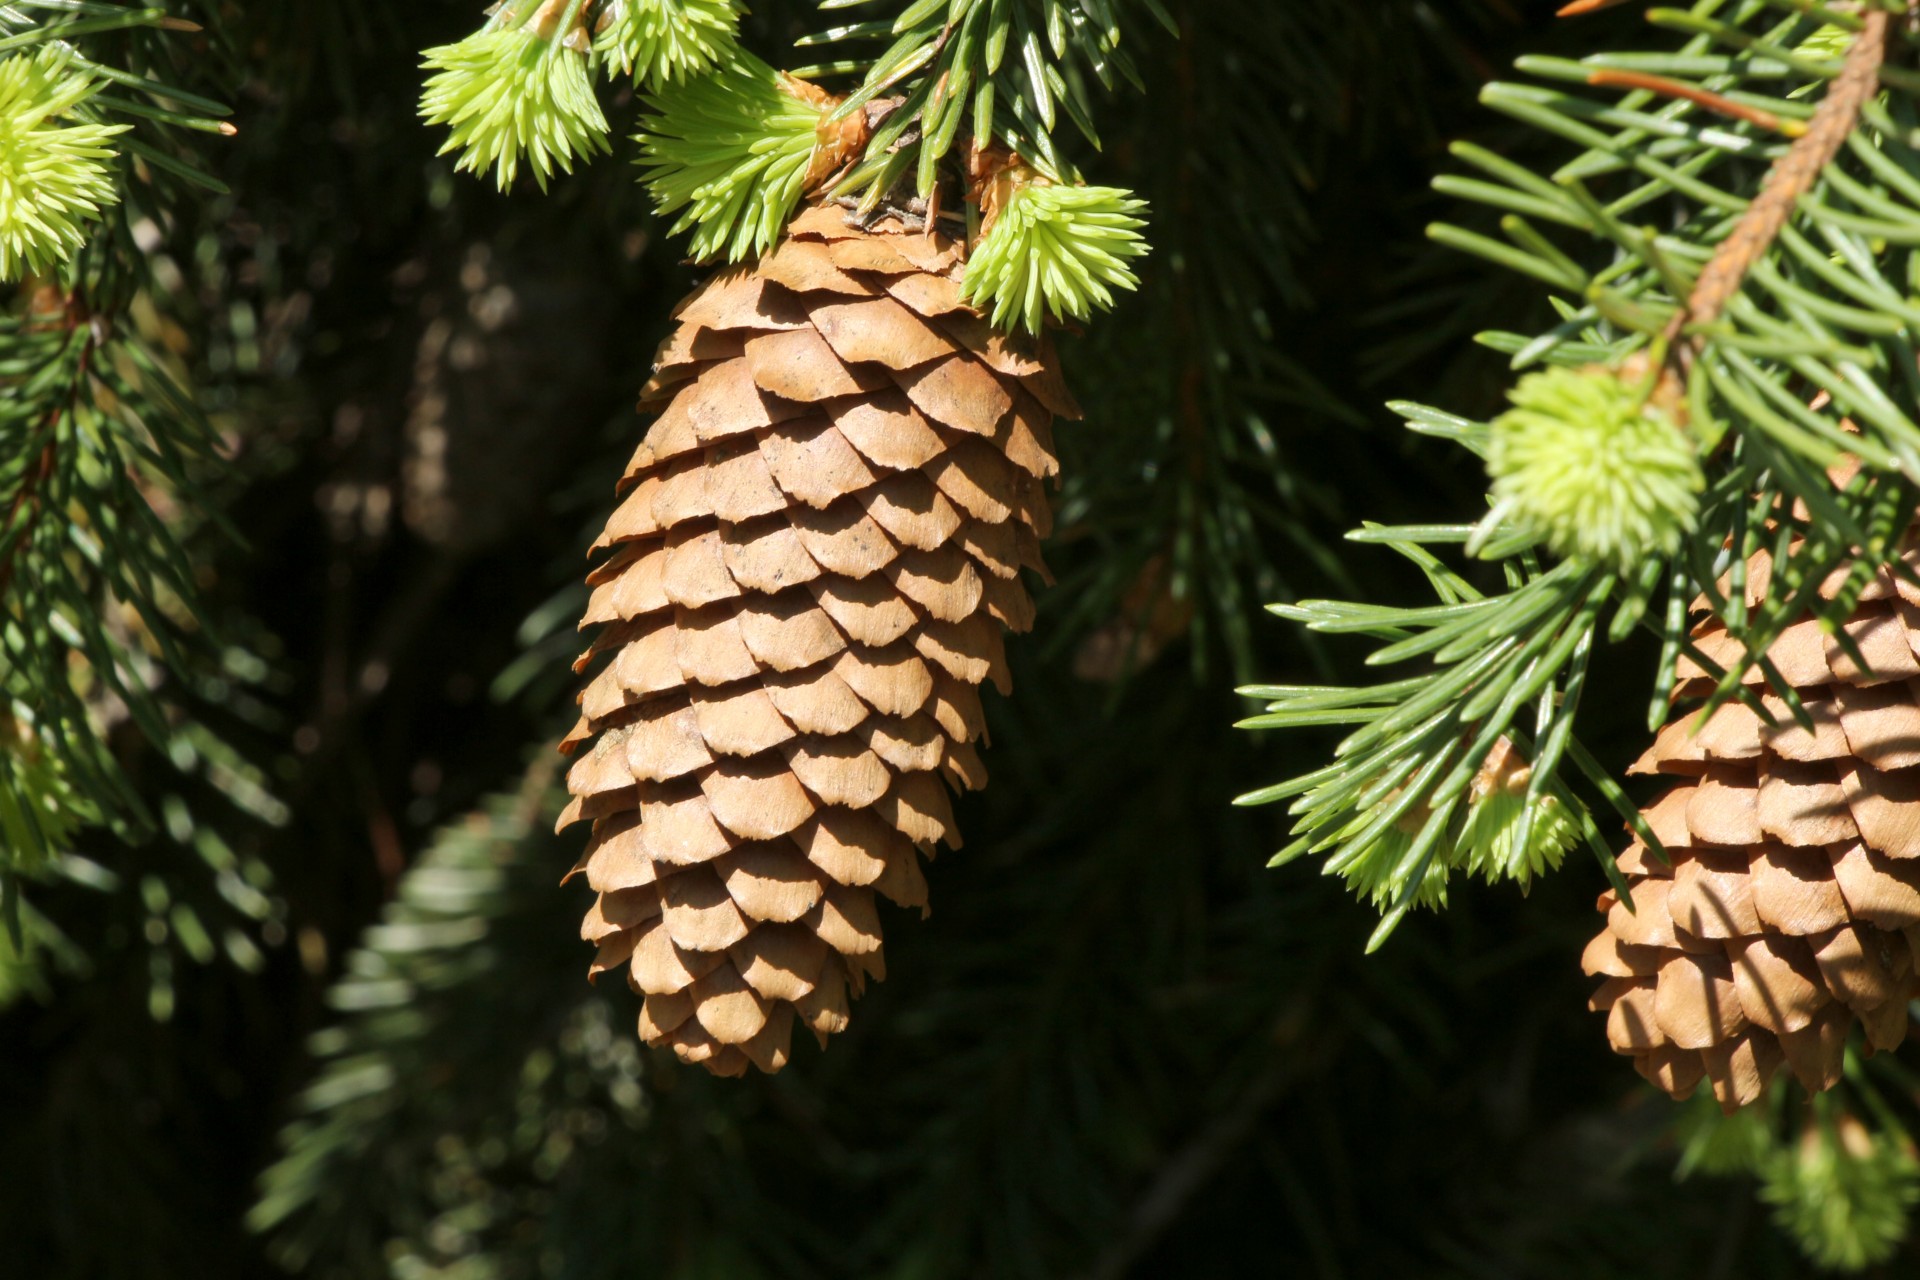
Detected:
left=1586, top=68, right=1807, bottom=136
left=0, top=292, right=94, bottom=604
left=1665, top=9, right=1890, bottom=347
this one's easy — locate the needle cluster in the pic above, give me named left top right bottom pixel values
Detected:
left=0, top=48, right=126, bottom=281
left=595, top=0, right=741, bottom=86
left=961, top=179, right=1148, bottom=335
left=419, top=1, right=611, bottom=191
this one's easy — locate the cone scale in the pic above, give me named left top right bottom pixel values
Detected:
left=559, top=204, right=1077, bottom=1075
left=1586, top=542, right=1920, bottom=1111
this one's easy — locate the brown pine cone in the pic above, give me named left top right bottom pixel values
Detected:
left=1587, top=548, right=1920, bottom=1111
left=557, top=204, right=1077, bottom=1076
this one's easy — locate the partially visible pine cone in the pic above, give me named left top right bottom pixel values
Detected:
left=558, top=204, right=1077, bottom=1075
left=1586, top=547, right=1920, bottom=1111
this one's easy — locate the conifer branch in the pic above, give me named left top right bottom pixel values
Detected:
left=1243, top=0, right=1920, bottom=939
left=635, top=51, right=852, bottom=261
left=594, top=0, right=741, bottom=86
left=419, top=0, right=1159, bottom=329
left=0, top=5, right=261, bottom=974
left=251, top=755, right=570, bottom=1267
left=1667, top=7, right=1890, bottom=346
left=418, top=0, right=610, bottom=192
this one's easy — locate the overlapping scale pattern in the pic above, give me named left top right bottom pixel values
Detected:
left=559, top=205, right=1076, bottom=1075
left=1587, top=546, right=1920, bottom=1110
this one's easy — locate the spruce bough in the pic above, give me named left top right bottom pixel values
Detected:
left=1242, top=0, right=1920, bottom=1256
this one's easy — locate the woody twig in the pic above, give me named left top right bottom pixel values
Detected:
left=1661, top=9, right=1891, bottom=360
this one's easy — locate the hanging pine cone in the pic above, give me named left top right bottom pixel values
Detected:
left=557, top=204, right=1077, bottom=1076
left=1586, top=544, right=1920, bottom=1111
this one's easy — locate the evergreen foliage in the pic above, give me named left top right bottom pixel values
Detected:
left=1761, top=1111, right=1920, bottom=1271
left=798, top=0, right=1171, bottom=192
left=960, top=176, right=1148, bottom=334
left=636, top=51, right=829, bottom=261
left=1486, top=365, right=1704, bottom=570
left=1675, top=1065, right=1920, bottom=1273
left=418, top=0, right=612, bottom=191
left=1244, top=0, right=1920, bottom=940
left=596, top=0, right=743, bottom=86
left=0, top=2, right=279, bottom=1007
left=0, top=47, right=126, bottom=279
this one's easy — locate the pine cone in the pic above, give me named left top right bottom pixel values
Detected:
left=1586, top=548, right=1920, bottom=1111
left=558, top=205, right=1076, bottom=1076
